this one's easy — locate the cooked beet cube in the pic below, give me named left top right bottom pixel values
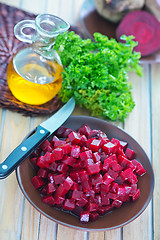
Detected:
left=62, top=128, right=73, bottom=138
left=101, top=194, right=110, bottom=206
left=54, top=140, right=66, bottom=148
left=101, top=183, right=111, bottom=193
left=70, top=170, right=81, bottom=183
left=47, top=182, right=56, bottom=194
left=55, top=126, right=66, bottom=137
left=103, top=142, right=117, bottom=155
left=42, top=195, right=55, bottom=205
left=107, top=169, right=118, bottom=180
left=117, top=187, right=127, bottom=202
left=92, top=152, right=101, bottom=162
left=80, top=211, right=90, bottom=223
left=102, top=157, right=112, bottom=172
left=55, top=195, right=65, bottom=207
left=56, top=163, right=69, bottom=174
left=120, top=168, right=137, bottom=184
left=112, top=199, right=123, bottom=208
left=86, top=202, right=98, bottom=212
left=44, top=152, right=55, bottom=164
left=37, top=156, right=50, bottom=168
left=110, top=160, right=120, bottom=172
left=130, top=183, right=138, bottom=195
left=125, top=147, right=135, bottom=159
left=70, top=145, right=80, bottom=158
left=90, top=139, right=102, bottom=152
left=90, top=173, right=103, bottom=186
left=79, top=150, right=92, bottom=161
left=84, top=158, right=95, bottom=167
left=119, top=140, right=128, bottom=150
left=76, top=195, right=88, bottom=207
left=86, top=138, right=96, bottom=148
left=103, top=173, right=114, bottom=185
left=40, top=140, right=53, bottom=152
left=110, top=182, right=119, bottom=194
left=50, top=135, right=59, bottom=146
left=68, top=131, right=81, bottom=144
left=132, top=159, right=146, bottom=176
left=90, top=211, right=99, bottom=222
left=52, top=147, right=64, bottom=161
left=48, top=162, right=58, bottom=172
left=37, top=168, right=49, bottom=178
left=62, top=156, right=76, bottom=166
left=53, top=173, right=65, bottom=185
left=31, top=147, right=41, bottom=158
left=30, top=157, right=38, bottom=167
left=98, top=205, right=113, bottom=216
left=132, top=189, right=140, bottom=201
left=107, top=192, right=117, bottom=200
left=71, top=190, right=83, bottom=200
left=63, top=199, right=75, bottom=211
left=86, top=162, right=102, bottom=175
left=111, top=138, right=121, bottom=149
left=79, top=135, right=87, bottom=146
left=88, top=129, right=99, bottom=138
left=31, top=176, right=45, bottom=189
left=78, top=124, right=91, bottom=137
left=56, top=176, right=74, bottom=197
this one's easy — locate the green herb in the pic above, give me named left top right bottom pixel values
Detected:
left=53, top=31, right=143, bottom=122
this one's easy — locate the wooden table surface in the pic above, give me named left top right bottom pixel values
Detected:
left=0, top=0, right=159, bottom=239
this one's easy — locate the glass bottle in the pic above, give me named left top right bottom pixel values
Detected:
left=7, top=14, right=70, bottom=105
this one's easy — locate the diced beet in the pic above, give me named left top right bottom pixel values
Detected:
left=116, top=10, right=160, bottom=57
left=52, top=147, right=64, bottom=161
left=90, top=173, right=103, bottom=186
left=31, top=147, right=41, bottom=158
left=79, top=135, right=87, bottom=146
left=120, top=168, right=138, bottom=184
left=30, top=157, right=37, bottom=167
left=86, top=162, right=102, bottom=175
left=70, top=145, right=80, bottom=158
left=42, top=195, right=55, bottom=205
left=107, top=168, right=118, bottom=180
left=117, top=187, right=127, bottom=202
left=78, top=124, right=91, bottom=137
left=86, top=138, right=96, bottom=148
left=107, top=192, right=118, bottom=200
left=40, top=140, right=53, bottom=152
left=71, top=190, right=83, bottom=200
left=86, top=202, right=98, bottom=212
left=55, top=126, right=66, bottom=137
left=88, top=129, right=99, bottom=139
left=43, top=152, right=55, bottom=164
left=132, top=159, right=146, bottom=176
left=103, top=173, right=114, bottom=185
left=37, top=168, right=49, bottom=178
left=71, top=182, right=79, bottom=191
left=56, top=163, right=69, bottom=173
left=70, top=170, right=81, bottom=183
left=110, top=160, right=120, bottom=172
left=55, top=195, right=65, bottom=207
left=111, top=138, right=121, bottom=149
left=101, top=194, right=110, bottom=206
left=80, top=211, right=90, bottom=223
left=90, top=211, right=99, bottom=222
left=72, top=206, right=83, bottom=217
left=31, top=176, right=45, bottom=189
left=132, top=188, right=140, bottom=201
left=90, top=139, right=102, bottom=152
left=41, top=185, right=48, bottom=195
left=37, top=156, right=50, bottom=168
left=103, top=142, right=117, bottom=155
left=68, top=131, right=81, bottom=144
left=54, top=140, right=66, bottom=148
left=56, top=176, right=74, bottom=197
left=53, top=173, right=65, bottom=185
left=92, top=152, right=101, bottom=162
left=125, top=147, right=135, bottom=160
left=112, top=199, right=123, bottom=208
left=50, top=135, right=59, bottom=146
left=101, top=183, right=111, bottom=193
left=84, top=158, right=94, bottom=167
left=98, top=205, right=113, bottom=216
left=110, top=182, right=119, bottom=194
left=47, top=182, right=56, bottom=194
left=130, top=183, right=138, bottom=196
left=119, top=140, right=128, bottom=150
left=76, top=195, right=88, bottom=207
left=79, top=150, right=92, bottom=161
left=62, top=128, right=73, bottom=138
left=102, top=156, right=112, bottom=172
left=48, top=162, right=58, bottom=172
left=63, top=199, right=75, bottom=211
left=62, top=156, right=76, bottom=166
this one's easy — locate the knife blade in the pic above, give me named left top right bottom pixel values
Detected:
left=0, top=97, right=75, bottom=179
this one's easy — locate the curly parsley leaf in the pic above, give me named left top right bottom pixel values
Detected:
left=53, top=31, right=143, bottom=122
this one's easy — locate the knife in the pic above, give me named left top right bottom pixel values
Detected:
left=0, top=97, right=75, bottom=179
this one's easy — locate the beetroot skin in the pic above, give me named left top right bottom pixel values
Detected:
left=116, top=10, right=160, bottom=57
left=30, top=124, right=146, bottom=223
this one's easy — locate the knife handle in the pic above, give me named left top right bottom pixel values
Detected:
left=0, top=125, right=50, bottom=179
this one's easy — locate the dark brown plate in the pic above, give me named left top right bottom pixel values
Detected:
left=80, top=0, right=160, bottom=64
left=16, top=116, right=154, bottom=231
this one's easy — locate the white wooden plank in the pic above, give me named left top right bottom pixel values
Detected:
left=151, top=63, right=160, bottom=240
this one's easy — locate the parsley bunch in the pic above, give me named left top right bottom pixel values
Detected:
left=53, top=31, right=142, bottom=122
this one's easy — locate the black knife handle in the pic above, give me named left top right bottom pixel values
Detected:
left=0, top=125, right=50, bottom=179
